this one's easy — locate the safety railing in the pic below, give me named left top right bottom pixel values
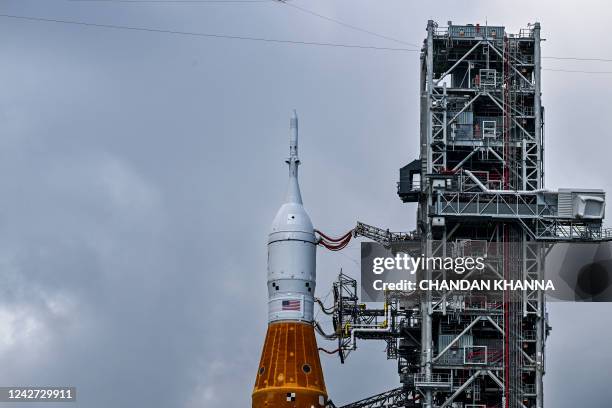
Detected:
left=414, top=373, right=452, bottom=388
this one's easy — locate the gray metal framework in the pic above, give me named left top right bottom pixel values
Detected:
left=322, top=21, right=609, bottom=408
left=333, top=387, right=418, bottom=408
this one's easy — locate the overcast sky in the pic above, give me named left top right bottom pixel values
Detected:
left=1, top=0, right=611, bottom=407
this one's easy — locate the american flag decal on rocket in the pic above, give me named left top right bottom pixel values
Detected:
left=282, top=299, right=301, bottom=311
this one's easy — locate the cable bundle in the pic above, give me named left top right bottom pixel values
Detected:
left=314, top=229, right=353, bottom=251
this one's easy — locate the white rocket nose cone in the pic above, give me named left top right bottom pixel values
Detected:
left=277, top=109, right=308, bottom=225
left=290, top=109, right=298, bottom=129
left=270, top=202, right=314, bottom=234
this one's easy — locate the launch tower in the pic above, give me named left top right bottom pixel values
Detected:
left=325, top=21, right=610, bottom=408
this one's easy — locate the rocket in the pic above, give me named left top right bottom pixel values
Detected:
left=252, top=111, right=328, bottom=408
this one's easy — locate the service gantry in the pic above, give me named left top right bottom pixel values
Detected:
left=323, top=21, right=610, bottom=408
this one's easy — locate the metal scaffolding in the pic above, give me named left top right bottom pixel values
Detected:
left=324, top=21, right=609, bottom=408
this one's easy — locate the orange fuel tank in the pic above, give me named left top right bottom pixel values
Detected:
left=253, top=321, right=327, bottom=408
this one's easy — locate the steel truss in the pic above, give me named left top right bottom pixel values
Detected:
left=327, top=387, right=419, bottom=408
left=322, top=20, right=609, bottom=408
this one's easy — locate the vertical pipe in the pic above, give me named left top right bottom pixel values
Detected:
left=421, top=19, right=435, bottom=408
left=503, top=35, right=510, bottom=190
left=536, top=248, right=544, bottom=408
left=468, top=61, right=471, bottom=89
left=443, top=83, right=447, bottom=146
left=533, top=22, right=545, bottom=408
left=522, top=139, right=527, bottom=190
left=426, top=21, right=434, bottom=176
left=522, top=239, right=528, bottom=318
left=503, top=224, right=510, bottom=408
left=442, top=227, right=447, bottom=316
left=534, top=23, right=542, bottom=189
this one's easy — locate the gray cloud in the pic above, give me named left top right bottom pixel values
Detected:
left=0, top=0, right=611, bottom=407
